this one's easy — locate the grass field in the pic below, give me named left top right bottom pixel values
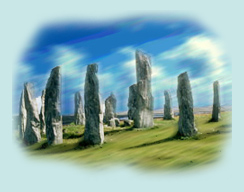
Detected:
left=17, top=112, right=232, bottom=171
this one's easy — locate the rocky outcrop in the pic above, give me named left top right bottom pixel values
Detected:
left=164, top=90, right=174, bottom=120
left=84, top=63, right=104, bottom=145
left=177, top=72, right=197, bottom=137
left=211, top=81, right=221, bottom=122
left=44, top=66, right=63, bottom=145
left=104, top=93, right=117, bottom=124
left=133, top=50, right=154, bottom=128
left=74, top=91, right=85, bottom=125
left=39, top=89, right=46, bottom=134
left=22, top=83, right=41, bottom=145
left=127, top=84, right=137, bottom=120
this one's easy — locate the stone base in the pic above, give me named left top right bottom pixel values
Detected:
left=134, top=109, right=154, bottom=128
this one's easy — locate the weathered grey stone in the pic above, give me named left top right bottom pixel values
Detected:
left=123, top=119, right=133, bottom=127
left=74, top=91, right=85, bottom=125
left=104, top=93, right=117, bottom=124
left=108, top=119, right=116, bottom=129
left=135, top=50, right=152, bottom=83
left=23, top=83, right=41, bottom=145
left=45, top=66, right=63, bottom=145
left=134, top=80, right=154, bottom=128
left=177, top=72, right=197, bottom=137
left=127, top=84, right=137, bottom=120
left=164, top=90, right=174, bottom=120
left=84, top=63, right=104, bottom=145
left=108, top=118, right=120, bottom=128
left=39, top=89, right=46, bottom=134
left=19, top=90, right=27, bottom=139
left=133, top=50, right=154, bottom=128
left=211, top=81, right=221, bottom=122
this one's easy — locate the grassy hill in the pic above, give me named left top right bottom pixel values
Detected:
left=17, top=112, right=231, bottom=171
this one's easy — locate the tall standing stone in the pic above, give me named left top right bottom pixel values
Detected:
left=23, top=83, right=41, bottom=145
left=177, top=72, right=197, bottom=137
left=39, top=89, right=46, bottom=134
left=45, top=66, right=63, bottom=145
left=74, top=91, right=85, bottom=125
left=84, top=63, right=104, bottom=145
left=211, top=81, right=221, bottom=122
left=133, top=50, right=154, bottom=128
left=104, top=93, right=117, bottom=124
left=164, top=90, right=174, bottom=120
left=19, top=90, right=27, bottom=139
left=127, top=84, right=137, bottom=120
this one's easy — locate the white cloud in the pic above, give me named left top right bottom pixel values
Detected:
left=117, top=46, right=135, bottom=56
left=159, top=34, right=226, bottom=70
left=50, top=45, right=88, bottom=96
left=152, top=65, right=164, bottom=78
left=123, top=59, right=136, bottom=77
left=52, top=46, right=85, bottom=79
left=14, top=62, right=32, bottom=76
left=13, top=62, right=33, bottom=86
left=98, top=72, right=114, bottom=88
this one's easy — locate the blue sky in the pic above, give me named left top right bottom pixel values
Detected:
left=12, top=17, right=232, bottom=115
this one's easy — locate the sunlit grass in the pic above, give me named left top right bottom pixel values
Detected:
left=19, top=112, right=231, bottom=171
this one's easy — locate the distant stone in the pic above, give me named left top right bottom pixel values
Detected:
left=109, top=118, right=116, bottom=128
left=127, top=84, right=137, bottom=120
left=104, top=93, right=117, bottom=124
left=211, top=81, right=221, bottom=122
left=177, top=72, right=197, bottom=137
left=123, top=119, right=133, bottom=126
left=19, top=90, right=27, bottom=139
left=114, top=118, right=120, bottom=127
left=74, top=91, right=85, bottom=125
left=164, top=90, right=174, bottom=120
left=108, top=118, right=120, bottom=128
left=45, top=66, right=63, bottom=145
left=39, top=89, right=46, bottom=134
left=22, top=83, right=41, bottom=145
left=84, top=63, right=104, bottom=145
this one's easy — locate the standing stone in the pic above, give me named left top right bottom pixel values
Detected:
left=109, top=119, right=116, bottom=129
left=177, top=72, right=197, bottom=137
left=39, top=89, right=46, bottom=134
left=164, top=90, right=174, bottom=120
left=19, top=90, right=27, bottom=139
left=211, top=81, right=221, bottom=122
left=45, top=66, right=63, bottom=145
left=133, top=50, right=154, bottom=128
left=74, top=91, right=85, bottom=125
left=84, top=63, right=104, bottom=145
left=23, top=83, right=41, bottom=145
left=127, top=84, right=137, bottom=120
left=104, top=93, right=117, bottom=124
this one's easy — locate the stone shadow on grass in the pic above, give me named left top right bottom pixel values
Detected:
left=123, top=133, right=180, bottom=150
left=104, top=127, right=134, bottom=136
left=75, top=127, right=134, bottom=149
left=123, top=125, right=232, bottom=150
left=63, top=132, right=84, bottom=139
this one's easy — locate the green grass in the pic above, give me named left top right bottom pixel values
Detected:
left=20, top=112, right=232, bottom=171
